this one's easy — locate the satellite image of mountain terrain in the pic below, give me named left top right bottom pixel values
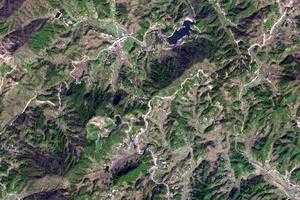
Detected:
left=0, top=0, right=299, bottom=199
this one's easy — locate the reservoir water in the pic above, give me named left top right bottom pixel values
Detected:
left=167, top=19, right=193, bottom=45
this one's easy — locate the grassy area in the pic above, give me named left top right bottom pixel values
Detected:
left=113, top=155, right=152, bottom=186
left=93, top=0, right=111, bottom=19
left=29, top=23, right=65, bottom=52
left=0, top=64, right=12, bottom=76
left=0, top=21, right=9, bottom=35
left=66, top=126, right=126, bottom=183
left=230, top=149, right=254, bottom=178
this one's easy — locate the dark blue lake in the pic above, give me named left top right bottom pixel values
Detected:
left=167, top=19, right=193, bottom=45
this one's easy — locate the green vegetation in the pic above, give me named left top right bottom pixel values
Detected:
left=113, top=155, right=151, bottom=186
left=0, top=64, right=12, bottom=76
left=93, top=0, right=111, bottom=18
left=66, top=125, right=126, bottom=183
left=230, top=149, right=254, bottom=178
left=136, top=20, right=150, bottom=40
left=0, top=21, right=9, bottom=35
left=291, top=168, right=300, bottom=184
left=230, top=175, right=287, bottom=199
left=272, top=131, right=300, bottom=173
left=29, top=23, right=66, bottom=52
left=0, top=0, right=299, bottom=199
